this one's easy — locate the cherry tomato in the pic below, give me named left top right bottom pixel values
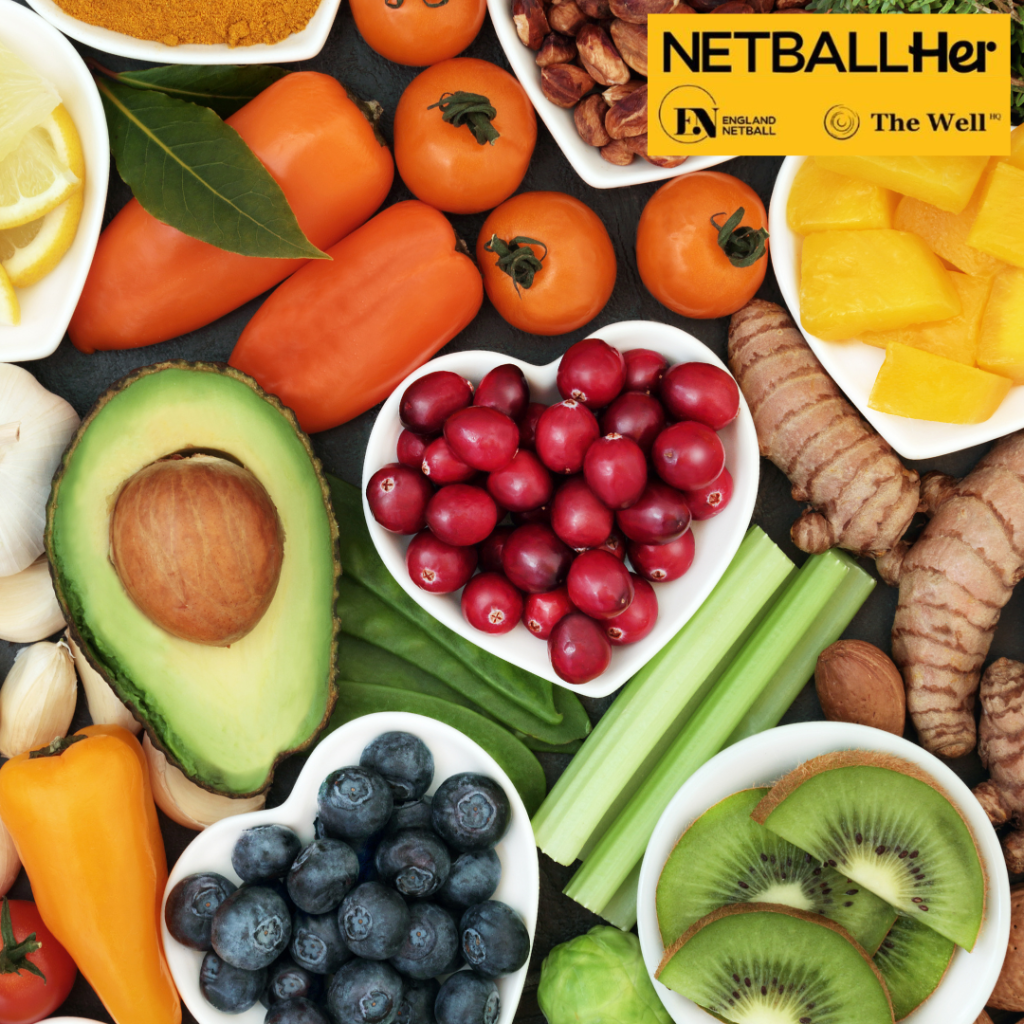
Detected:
left=0, top=898, right=76, bottom=1024
left=395, top=59, right=536, bottom=215
left=636, top=171, right=769, bottom=320
left=477, top=191, right=616, bottom=337
left=349, top=0, right=486, bottom=66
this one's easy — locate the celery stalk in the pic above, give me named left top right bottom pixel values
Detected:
left=600, top=860, right=642, bottom=931
left=564, top=551, right=850, bottom=917
left=531, top=527, right=794, bottom=866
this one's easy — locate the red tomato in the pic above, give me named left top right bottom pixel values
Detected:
left=349, top=0, right=486, bottom=66
left=0, top=899, right=76, bottom=1024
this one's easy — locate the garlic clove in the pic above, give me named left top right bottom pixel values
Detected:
left=143, top=734, right=265, bottom=830
left=0, top=555, right=65, bottom=643
left=0, top=817, right=20, bottom=897
left=66, top=631, right=141, bottom=734
left=0, top=638, right=77, bottom=758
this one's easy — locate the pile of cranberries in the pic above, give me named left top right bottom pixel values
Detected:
left=367, top=339, right=739, bottom=685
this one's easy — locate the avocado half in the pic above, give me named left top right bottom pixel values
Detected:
left=46, top=362, right=340, bottom=796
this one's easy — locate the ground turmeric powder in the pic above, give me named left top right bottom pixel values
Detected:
left=51, top=0, right=322, bottom=47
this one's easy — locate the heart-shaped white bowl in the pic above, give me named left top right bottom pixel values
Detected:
left=636, top=721, right=1012, bottom=1024
left=361, top=320, right=760, bottom=698
left=163, top=712, right=538, bottom=1024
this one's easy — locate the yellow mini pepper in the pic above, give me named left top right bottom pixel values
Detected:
left=0, top=724, right=181, bottom=1024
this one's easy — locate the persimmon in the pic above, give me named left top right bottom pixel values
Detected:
left=477, top=192, right=616, bottom=337
left=395, top=58, right=535, bottom=216
left=349, top=0, right=486, bottom=66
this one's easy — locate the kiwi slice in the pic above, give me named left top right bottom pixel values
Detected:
left=874, top=915, right=955, bottom=1021
left=753, top=752, right=985, bottom=951
left=656, top=903, right=895, bottom=1024
left=656, top=788, right=897, bottom=954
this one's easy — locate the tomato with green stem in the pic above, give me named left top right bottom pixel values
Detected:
left=0, top=898, right=76, bottom=1024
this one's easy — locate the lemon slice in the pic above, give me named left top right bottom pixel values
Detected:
left=0, top=42, right=60, bottom=163
left=0, top=265, right=19, bottom=326
left=0, top=107, right=85, bottom=287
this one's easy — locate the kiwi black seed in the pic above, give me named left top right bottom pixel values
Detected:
left=873, top=915, right=955, bottom=1021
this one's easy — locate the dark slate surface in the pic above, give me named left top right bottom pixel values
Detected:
left=4, top=1, right=1020, bottom=1021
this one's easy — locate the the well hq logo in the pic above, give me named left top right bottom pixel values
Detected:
left=659, top=85, right=718, bottom=143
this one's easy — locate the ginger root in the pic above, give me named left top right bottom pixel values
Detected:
left=728, top=300, right=920, bottom=567
left=989, top=885, right=1024, bottom=1012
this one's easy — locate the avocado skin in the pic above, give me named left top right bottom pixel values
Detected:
left=45, top=361, right=341, bottom=797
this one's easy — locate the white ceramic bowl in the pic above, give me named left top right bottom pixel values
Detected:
left=361, top=321, right=759, bottom=699
left=636, top=721, right=1012, bottom=1024
left=770, top=154, right=1024, bottom=461
left=163, top=711, right=538, bottom=1024
left=0, top=0, right=108, bottom=362
left=23, top=0, right=342, bottom=64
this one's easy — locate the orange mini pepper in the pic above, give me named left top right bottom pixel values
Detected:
left=0, top=725, right=180, bottom=1024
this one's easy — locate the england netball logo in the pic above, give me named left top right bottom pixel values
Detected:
left=824, top=105, right=860, bottom=141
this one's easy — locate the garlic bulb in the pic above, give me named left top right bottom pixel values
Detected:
left=0, top=555, right=64, bottom=642
left=0, top=364, right=80, bottom=577
left=143, top=735, right=264, bottom=830
left=0, top=817, right=20, bottom=896
left=66, top=631, right=141, bottom=734
left=0, top=639, right=76, bottom=758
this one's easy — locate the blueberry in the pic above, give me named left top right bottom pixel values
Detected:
left=319, top=767, right=394, bottom=841
left=291, top=909, right=352, bottom=974
left=434, top=971, right=499, bottom=1024
left=437, top=851, right=500, bottom=912
left=287, top=838, right=360, bottom=914
left=327, top=958, right=405, bottom=1024
left=352, top=837, right=381, bottom=885
left=385, top=797, right=434, bottom=836
left=361, top=732, right=434, bottom=802
left=459, top=902, right=529, bottom=978
left=375, top=830, right=451, bottom=900
left=199, top=950, right=266, bottom=1013
left=232, top=825, right=302, bottom=883
left=395, top=978, right=439, bottom=1024
left=389, top=903, right=459, bottom=981
left=431, top=775, right=510, bottom=853
left=265, top=996, right=332, bottom=1024
left=262, top=955, right=323, bottom=1007
left=211, top=885, right=292, bottom=971
left=165, top=872, right=236, bottom=950
left=339, top=882, right=409, bottom=960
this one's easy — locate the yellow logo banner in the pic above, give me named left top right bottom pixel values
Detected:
left=648, top=14, right=1011, bottom=156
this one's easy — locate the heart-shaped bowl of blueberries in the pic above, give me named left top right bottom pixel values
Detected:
left=162, top=711, right=538, bottom=1024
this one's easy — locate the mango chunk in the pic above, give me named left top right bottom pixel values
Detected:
left=800, top=230, right=961, bottom=341
left=815, top=156, right=989, bottom=214
left=787, top=159, right=896, bottom=235
left=860, top=272, right=992, bottom=365
left=967, top=162, right=1024, bottom=269
left=869, top=343, right=1011, bottom=424
left=977, top=267, right=1024, bottom=383
left=1009, top=124, right=1024, bottom=172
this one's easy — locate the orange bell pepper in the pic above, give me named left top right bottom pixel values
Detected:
left=0, top=725, right=180, bottom=1024
left=69, top=72, right=395, bottom=353
left=229, top=199, right=484, bottom=433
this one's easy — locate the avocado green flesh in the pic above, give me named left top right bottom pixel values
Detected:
left=874, top=915, right=954, bottom=1021
left=49, top=366, right=337, bottom=795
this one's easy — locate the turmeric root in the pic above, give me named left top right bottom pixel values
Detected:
left=728, top=299, right=920, bottom=564
left=892, top=432, right=1024, bottom=758
left=988, top=885, right=1024, bottom=1011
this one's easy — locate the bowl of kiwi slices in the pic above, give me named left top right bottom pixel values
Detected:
left=635, top=721, right=1011, bottom=1024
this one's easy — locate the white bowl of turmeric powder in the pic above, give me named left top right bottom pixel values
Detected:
left=23, top=0, right=343, bottom=63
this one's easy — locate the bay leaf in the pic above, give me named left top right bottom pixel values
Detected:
left=112, top=65, right=288, bottom=119
left=97, top=75, right=327, bottom=260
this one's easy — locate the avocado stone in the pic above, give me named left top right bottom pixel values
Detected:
left=46, top=362, right=340, bottom=796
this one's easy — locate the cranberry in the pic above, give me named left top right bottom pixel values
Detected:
left=444, top=406, right=519, bottom=473
left=598, top=528, right=627, bottom=562
left=479, top=525, right=514, bottom=573
left=583, top=434, right=647, bottom=510
left=551, top=477, right=614, bottom=551
left=628, top=530, right=695, bottom=583
left=557, top=338, right=626, bottom=410
left=422, top=437, right=476, bottom=485
left=523, top=587, right=577, bottom=640
left=567, top=549, right=635, bottom=620
left=660, top=363, right=740, bottom=430
left=461, top=573, right=524, bottom=635
left=685, top=467, right=734, bottom=521
left=517, top=402, right=546, bottom=451
left=549, top=614, right=612, bottom=684
left=606, top=576, right=657, bottom=646
left=600, top=392, right=666, bottom=456
left=407, top=529, right=478, bottom=593
left=426, top=484, right=498, bottom=547
left=487, top=450, right=553, bottom=513
left=501, top=524, right=573, bottom=594
left=511, top=505, right=551, bottom=526
left=475, top=364, right=530, bottom=420
left=397, top=429, right=435, bottom=471
left=535, top=400, right=600, bottom=475
left=652, top=422, right=725, bottom=492
left=400, top=371, right=473, bottom=434
left=366, top=464, right=434, bottom=535
left=623, top=349, right=668, bottom=393
left=616, top=481, right=692, bottom=545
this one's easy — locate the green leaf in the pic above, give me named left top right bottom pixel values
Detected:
left=96, top=75, right=327, bottom=260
